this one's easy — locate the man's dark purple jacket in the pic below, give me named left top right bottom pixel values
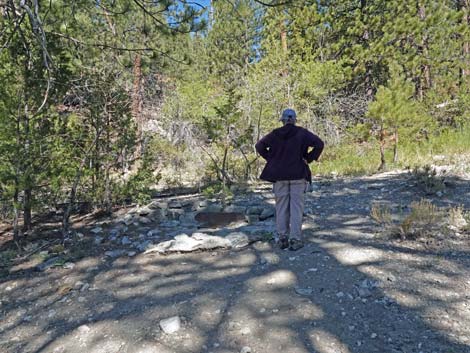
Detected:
left=255, top=124, right=324, bottom=183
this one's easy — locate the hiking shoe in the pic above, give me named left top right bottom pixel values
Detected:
left=289, top=239, right=304, bottom=251
left=277, top=237, right=289, bottom=250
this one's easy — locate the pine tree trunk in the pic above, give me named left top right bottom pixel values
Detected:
left=360, top=0, right=374, bottom=97
left=132, top=54, right=143, bottom=155
left=23, top=187, right=32, bottom=232
left=13, top=184, right=20, bottom=246
left=22, top=100, right=32, bottom=233
left=393, top=128, right=399, bottom=163
left=378, top=127, right=387, bottom=171
left=280, top=14, right=290, bottom=104
left=418, top=2, right=431, bottom=98
left=461, top=0, right=470, bottom=84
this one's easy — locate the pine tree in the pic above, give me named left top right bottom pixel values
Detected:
left=367, top=63, right=426, bottom=170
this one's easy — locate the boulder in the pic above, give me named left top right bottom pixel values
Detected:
left=259, top=207, right=275, bottom=220
left=246, top=206, right=264, bottom=215
left=145, top=231, right=263, bottom=254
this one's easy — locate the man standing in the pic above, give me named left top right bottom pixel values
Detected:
left=255, top=109, right=324, bottom=250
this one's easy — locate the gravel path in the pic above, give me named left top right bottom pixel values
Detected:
left=1, top=170, right=469, bottom=353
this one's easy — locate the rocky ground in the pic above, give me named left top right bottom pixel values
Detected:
left=0, top=168, right=470, bottom=353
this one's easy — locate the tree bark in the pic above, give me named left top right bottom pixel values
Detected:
left=360, top=0, right=374, bottom=98
left=23, top=187, right=32, bottom=232
left=132, top=54, right=143, bottom=154
left=13, top=183, right=20, bottom=247
left=279, top=13, right=291, bottom=104
left=378, top=126, right=387, bottom=171
left=22, top=101, right=32, bottom=232
left=62, top=133, right=101, bottom=238
left=417, top=2, right=431, bottom=99
left=393, top=127, right=399, bottom=163
left=460, top=0, right=470, bottom=85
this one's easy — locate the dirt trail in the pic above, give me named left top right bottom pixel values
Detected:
left=1, top=171, right=469, bottom=353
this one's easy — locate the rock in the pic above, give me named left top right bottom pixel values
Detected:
left=90, top=227, right=103, bottom=234
left=224, top=205, right=247, bottom=213
left=226, top=232, right=254, bottom=248
left=357, top=287, right=372, bottom=298
left=110, top=226, right=123, bottom=235
left=149, top=201, right=168, bottom=210
left=195, top=212, right=246, bottom=228
left=104, top=250, right=125, bottom=258
left=159, top=316, right=181, bottom=334
left=147, top=229, right=160, bottom=237
left=138, top=206, right=152, bottom=216
left=80, top=283, right=90, bottom=291
left=336, top=291, right=344, bottom=298
left=167, top=209, right=185, bottom=220
left=259, top=207, right=275, bottom=220
left=246, top=206, right=263, bottom=215
left=34, top=256, right=61, bottom=272
left=200, top=204, right=223, bottom=213
left=121, top=236, right=132, bottom=245
left=137, top=240, right=153, bottom=252
left=245, top=214, right=259, bottom=223
left=360, top=279, right=379, bottom=289
left=179, top=212, right=196, bottom=225
left=138, top=217, right=152, bottom=224
left=121, top=214, right=134, bottom=225
left=48, top=309, right=56, bottom=318
left=240, top=327, right=251, bottom=335
left=74, top=281, right=84, bottom=290
left=161, top=220, right=180, bottom=228
left=127, top=251, right=136, bottom=257
left=169, top=201, right=183, bottom=208
left=294, top=287, right=313, bottom=296
left=78, top=324, right=91, bottom=334
left=62, top=262, right=75, bottom=270
left=94, top=236, right=104, bottom=245
left=145, top=231, right=263, bottom=254
left=240, top=347, right=252, bottom=353
left=303, top=207, right=313, bottom=216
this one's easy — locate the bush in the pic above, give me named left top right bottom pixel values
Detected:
left=202, top=183, right=233, bottom=199
left=370, top=199, right=470, bottom=241
left=411, top=165, right=446, bottom=195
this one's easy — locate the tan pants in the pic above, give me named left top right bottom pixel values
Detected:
left=273, top=179, right=307, bottom=241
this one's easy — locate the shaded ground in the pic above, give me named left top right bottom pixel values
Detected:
left=1, top=170, right=469, bottom=353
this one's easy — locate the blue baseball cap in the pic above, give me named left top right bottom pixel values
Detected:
left=280, top=108, right=297, bottom=122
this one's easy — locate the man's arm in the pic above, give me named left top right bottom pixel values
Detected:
left=255, top=134, right=272, bottom=161
left=305, top=131, right=324, bottom=163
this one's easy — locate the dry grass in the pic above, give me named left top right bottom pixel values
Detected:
left=448, top=205, right=469, bottom=232
left=399, top=200, right=444, bottom=239
left=412, top=165, right=446, bottom=195
left=370, top=203, right=392, bottom=225
left=371, top=199, right=469, bottom=241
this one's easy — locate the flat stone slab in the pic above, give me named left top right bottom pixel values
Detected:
left=144, top=231, right=263, bottom=254
left=194, top=211, right=246, bottom=228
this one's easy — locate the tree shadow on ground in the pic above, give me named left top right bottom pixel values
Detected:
left=0, top=171, right=469, bottom=353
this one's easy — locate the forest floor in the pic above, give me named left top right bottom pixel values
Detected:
left=1, top=165, right=470, bottom=353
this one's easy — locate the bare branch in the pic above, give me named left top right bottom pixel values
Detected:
left=253, top=0, right=293, bottom=7
left=48, top=31, right=191, bottom=65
